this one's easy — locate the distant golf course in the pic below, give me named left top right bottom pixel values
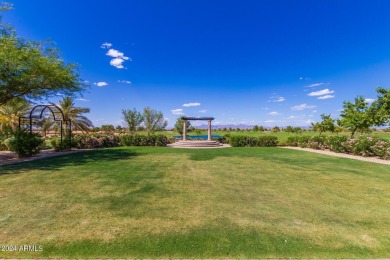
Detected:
left=1, top=146, right=389, bottom=258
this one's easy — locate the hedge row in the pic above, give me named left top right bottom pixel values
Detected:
left=223, top=135, right=278, bottom=147
left=286, top=135, right=390, bottom=159
left=51, top=134, right=173, bottom=150
left=120, top=134, right=172, bottom=147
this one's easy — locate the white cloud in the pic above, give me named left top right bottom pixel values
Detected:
left=76, top=98, right=90, bottom=102
left=290, top=104, right=317, bottom=111
left=94, top=82, right=108, bottom=87
left=106, top=49, right=128, bottom=59
left=269, top=111, right=280, bottom=116
left=268, top=95, right=285, bottom=102
left=312, top=110, right=317, bottom=113
left=101, top=42, right=112, bottom=48
left=308, top=88, right=334, bottom=96
left=56, top=93, right=65, bottom=96
left=182, top=102, right=201, bottom=107
left=106, top=48, right=131, bottom=69
left=118, top=80, right=131, bottom=84
left=365, top=98, right=375, bottom=103
left=171, top=109, right=184, bottom=115
left=199, top=110, right=207, bottom=113
left=110, top=58, right=127, bottom=69
left=317, top=95, right=335, bottom=100
left=306, top=82, right=329, bottom=88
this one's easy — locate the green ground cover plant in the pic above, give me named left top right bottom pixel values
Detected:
left=1, top=147, right=390, bottom=258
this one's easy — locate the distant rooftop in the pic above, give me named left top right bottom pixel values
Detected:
left=181, top=116, right=215, bottom=121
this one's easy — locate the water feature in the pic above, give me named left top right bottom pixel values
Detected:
left=173, top=135, right=222, bottom=140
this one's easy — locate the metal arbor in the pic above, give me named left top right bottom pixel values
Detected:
left=19, top=104, right=72, bottom=149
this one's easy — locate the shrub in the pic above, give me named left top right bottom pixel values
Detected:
left=0, top=141, right=7, bottom=151
left=286, top=134, right=390, bottom=159
left=120, top=134, right=171, bottom=146
left=325, top=136, right=348, bottom=153
left=307, top=135, right=327, bottom=150
left=346, top=136, right=382, bottom=157
left=72, top=134, right=121, bottom=149
left=258, top=136, right=278, bottom=147
left=286, top=136, right=300, bottom=146
left=218, top=134, right=231, bottom=144
left=229, top=135, right=278, bottom=147
left=7, top=130, right=44, bottom=157
left=50, top=135, right=76, bottom=151
left=371, top=140, right=390, bottom=159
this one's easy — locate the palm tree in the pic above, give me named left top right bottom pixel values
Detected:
left=58, top=97, right=93, bottom=132
left=0, top=98, right=31, bottom=132
left=34, top=117, right=55, bottom=138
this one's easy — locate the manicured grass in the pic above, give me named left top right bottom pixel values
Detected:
left=1, top=147, right=390, bottom=258
left=161, top=130, right=390, bottom=144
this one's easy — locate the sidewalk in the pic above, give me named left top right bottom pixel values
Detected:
left=0, top=149, right=89, bottom=166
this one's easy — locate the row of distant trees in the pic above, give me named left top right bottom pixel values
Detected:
left=311, top=87, right=390, bottom=137
left=121, top=107, right=167, bottom=136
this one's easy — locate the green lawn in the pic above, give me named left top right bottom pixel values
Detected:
left=1, top=147, right=390, bottom=258
left=161, top=129, right=390, bottom=144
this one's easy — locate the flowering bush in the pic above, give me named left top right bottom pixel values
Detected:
left=120, top=134, right=172, bottom=146
left=286, top=134, right=390, bottom=159
left=307, top=136, right=327, bottom=150
left=72, top=134, right=121, bottom=149
left=324, top=136, right=348, bottom=153
left=371, top=140, right=390, bottom=159
left=343, top=136, right=385, bottom=157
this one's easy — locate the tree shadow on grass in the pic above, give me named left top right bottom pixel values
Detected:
left=0, top=148, right=141, bottom=175
left=184, top=147, right=282, bottom=161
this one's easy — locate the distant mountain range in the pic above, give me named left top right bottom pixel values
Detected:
left=194, top=124, right=312, bottom=130
left=194, top=124, right=254, bottom=129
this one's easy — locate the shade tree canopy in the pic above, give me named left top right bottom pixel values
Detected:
left=174, top=117, right=191, bottom=136
left=0, top=4, right=85, bottom=106
left=311, top=114, right=335, bottom=135
left=143, top=107, right=168, bottom=136
left=122, top=108, right=144, bottom=134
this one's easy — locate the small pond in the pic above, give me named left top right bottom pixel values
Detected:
left=173, top=135, right=222, bottom=140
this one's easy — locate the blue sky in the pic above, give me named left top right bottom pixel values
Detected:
left=4, top=0, right=390, bottom=127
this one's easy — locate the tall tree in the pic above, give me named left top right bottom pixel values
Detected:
left=101, top=124, right=115, bottom=134
left=0, top=97, right=30, bottom=131
left=0, top=2, right=13, bottom=35
left=372, top=87, right=390, bottom=125
left=174, top=117, right=191, bottom=136
left=122, top=108, right=143, bottom=134
left=338, top=97, right=376, bottom=137
left=0, top=4, right=85, bottom=106
left=58, top=97, right=93, bottom=132
left=0, top=36, right=86, bottom=106
left=311, top=114, right=335, bottom=136
left=143, top=107, right=168, bottom=136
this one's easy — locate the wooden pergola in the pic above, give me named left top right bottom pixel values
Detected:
left=181, top=116, right=215, bottom=141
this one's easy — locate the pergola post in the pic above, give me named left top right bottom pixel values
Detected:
left=183, top=120, right=187, bottom=141
left=207, top=120, right=212, bottom=141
